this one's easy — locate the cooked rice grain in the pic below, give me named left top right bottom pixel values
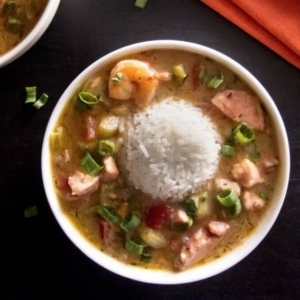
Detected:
left=118, top=98, right=221, bottom=201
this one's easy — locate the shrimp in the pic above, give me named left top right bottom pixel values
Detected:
left=108, top=59, right=170, bottom=109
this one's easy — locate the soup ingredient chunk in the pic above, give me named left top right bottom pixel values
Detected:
left=232, top=158, right=264, bottom=188
left=173, top=222, right=229, bottom=270
left=214, top=178, right=241, bottom=196
left=68, top=171, right=100, bottom=197
left=101, top=156, right=119, bottom=183
left=211, top=90, right=265, bottom=131
left=207, top=221, right=230, bottom=237
left=108, top=59, right=170, bottom=109
left=242, top=191, right=266, bottom=211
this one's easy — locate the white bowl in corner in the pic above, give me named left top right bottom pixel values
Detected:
left=0, top=0, right=60, bottom=68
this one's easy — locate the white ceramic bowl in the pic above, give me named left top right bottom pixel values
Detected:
left=0, top=0, right=60, bottom=68
left=42, top=40, right=290, bottom=284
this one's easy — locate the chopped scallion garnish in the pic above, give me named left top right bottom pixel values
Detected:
left=250, top=144, right=261, bottom=159
left=111, top=72, right=123, bottom=84
left=234, top=123, right=255, bottom=144
left=217, top=189, right=241, bottom=217
left=73, top=92, right=99, bottom=111
left=225, top=129, right=235, bottom=146
left=217, top=188, right=239, bottom=207
left=24, top=206, right=38, bottom=218
left=180, top=197, right=197, bottom=216
left=80, top=152, right=103, bottom=176
left=78, top=92, right=99, bottom=105
left=6, top=17, right=24, bottom=34
left=25, top=87, right=48, bottom=109
left=258, top=192, right=269, bottom=200
left=172, top=216, right=193, bottom=232
left=99, top=140, right=116, bottom=156
left=33, top=93, right=48, bottom=109
left=25, top=86, right=37, bottom=103
left=98, top=205, right=121, bottom=223
left=3, top=1, right=17, bottom=15
left=199, top=69, right=224, bottom=89
left=221, top=144, right=235, bottom=157
left=228, top=199, right=242, bottom=217
left=125, top=239, right=144, bottom=255
left=134, top=0, right=148, bottom=9
left=120, top=213, right=141, bottom=232
left=140, top=247, right=151, bottom=263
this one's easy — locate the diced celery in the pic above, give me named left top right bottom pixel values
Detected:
left=139, top=226, right=167, bottom=249
left=98, top=115, right=119, bottom=138
left=50, top=126, right=64, bottom=151
left=172, top=64, right=187, bottom=86
left=194, top=192, right=215, bottom=220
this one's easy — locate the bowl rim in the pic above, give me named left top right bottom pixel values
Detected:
left=0, top=0, right=61, bottom=68
left=41, top=40, right=290, bottom=284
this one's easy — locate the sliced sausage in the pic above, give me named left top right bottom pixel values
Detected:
left=68, top=171, right=100, bottom=196
left=211, top=90, right=265, bottom=131
left=173, top=224, right=226, bottom=270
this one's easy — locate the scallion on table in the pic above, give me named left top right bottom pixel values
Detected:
left=134, top=0, right=148, bottom=9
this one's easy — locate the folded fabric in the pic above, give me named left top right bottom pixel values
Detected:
left=201, top=0, right=300, bottom=69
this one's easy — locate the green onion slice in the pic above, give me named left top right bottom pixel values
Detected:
left=33, top=93, right=48, bottom=109
left=78, top=92, right=99, bottom=105
left=199, top=69, right=224, bottom=89
left=217, top=188, right=240, bottom=207
left=3, top=1, right=17, bottom=15
left=25, top=86, right=36, bottom=103
left=221, top=144, right=235, bottom=157
left=233, top=123, right=255, bottom=144
left=125, top=239, right=144, bottom=255
left=140, top=247, right=151, bottom=263
left=225, top=129, right=235, bottom=146
left=258, top=192, right=269, bottom=200
left=120, top=213, right=141, bottom=232
left=250, top=144, right=261, bottom=159
left=24, top=206, right=38, bottom=218
left=6, top=17, right=24, bottom=34
left=111, top=72, right=123, bottom=83
left=172, top=217, right=193, bottom=232
left=228, top=199, right=242, bottom=217
left=80, top=152, right=103, bottom=176
left=134, top=0, right=148, bottom=9
left=85, top=204, right=102, bottom=215
left=98, top=205, right=121, bottom=223
left=180, top=197, right=197, bottom=216
left=99, top=140, right=116, bottom=156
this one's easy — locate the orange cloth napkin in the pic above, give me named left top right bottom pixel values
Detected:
left=201, top=0, right=300, bottom=69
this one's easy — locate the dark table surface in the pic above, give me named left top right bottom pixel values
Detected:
left=1, top=0, right=299, bottom=299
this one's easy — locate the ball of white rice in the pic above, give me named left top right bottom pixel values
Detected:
left=118, top=98, right=221, bottom=201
